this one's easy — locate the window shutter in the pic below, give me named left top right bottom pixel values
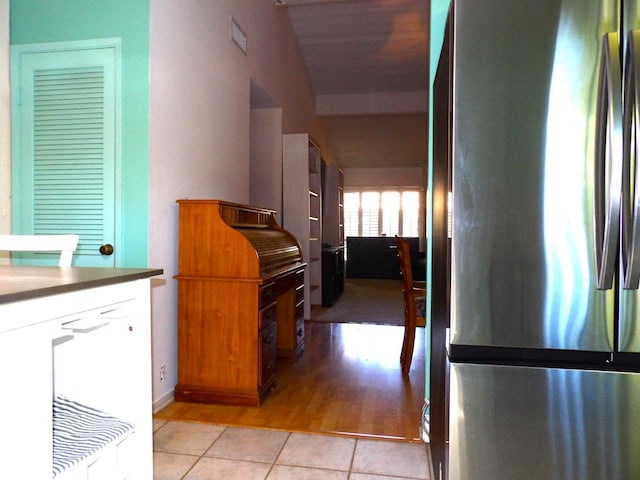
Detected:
left=32, top=67, right=106, bottom=256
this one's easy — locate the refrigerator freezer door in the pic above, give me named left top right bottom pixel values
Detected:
left=450, top=0, right=618, bottom=352
left=449, top=363, right=640, bottom=480
left=621, top=31, right=640, bottom=291
left=620, top=30, right=640, bottom=354
left=620, top=17, right=640, bottom=355
left=594, top=32, right=623, bottom=290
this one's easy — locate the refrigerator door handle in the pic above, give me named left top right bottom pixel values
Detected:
left=445, top=327, right=450, bottom=357
left=623, top=30, right=640, bottom=289
left=595, top=32, right=623, bottom=290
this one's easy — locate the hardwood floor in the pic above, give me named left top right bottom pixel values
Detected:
left=155, top=321, right=426, bottom=442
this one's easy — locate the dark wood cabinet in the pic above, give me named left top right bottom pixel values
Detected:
left=322, top=246, right=344, bottom=306
left=346, top=237, right=419, bottom=279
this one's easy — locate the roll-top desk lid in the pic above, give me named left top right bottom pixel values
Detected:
left=176, top=199, right=305, bottom=280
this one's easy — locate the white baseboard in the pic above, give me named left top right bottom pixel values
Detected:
left=152, top=389, right=174, bottom=414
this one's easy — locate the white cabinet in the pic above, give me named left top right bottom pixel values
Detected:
left=0, top=275, right=155, bottom=479
left=0, top=320, right=53, bottom=478
left=283, top=134, right=322, bottom=319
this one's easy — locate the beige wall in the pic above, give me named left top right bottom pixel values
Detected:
left=344, top=166, right=425, bottom=189
left=250, top=108, right=283, bottom=217
left=148, top=0, right=320, bottom=407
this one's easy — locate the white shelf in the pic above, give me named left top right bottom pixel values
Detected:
left=283, top=134, right=323, bottom=320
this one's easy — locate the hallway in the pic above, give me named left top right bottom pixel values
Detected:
left=155, top=321, right=426, bottom=441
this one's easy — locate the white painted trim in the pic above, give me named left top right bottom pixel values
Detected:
left=152, top=389, right=175, bottom=414
left=0, top=0, right=10, bottom=250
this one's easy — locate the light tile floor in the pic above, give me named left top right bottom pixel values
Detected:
left=153, top=419, right=433, bottom=480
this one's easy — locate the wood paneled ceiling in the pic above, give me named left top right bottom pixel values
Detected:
left=280, top=0, right=429, bottom=169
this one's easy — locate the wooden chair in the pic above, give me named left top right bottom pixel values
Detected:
left=395, top=236, right=426, bottom=375
left=0, top=234, right=80, bottom=267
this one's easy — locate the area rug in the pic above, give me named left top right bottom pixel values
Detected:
left=310, top=278, right=405, bottom=326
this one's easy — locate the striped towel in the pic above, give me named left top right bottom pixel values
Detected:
left=52, top=396, right=134, bottom=477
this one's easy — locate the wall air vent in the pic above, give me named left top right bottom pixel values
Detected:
left=231, top=17, right=247, bottom=55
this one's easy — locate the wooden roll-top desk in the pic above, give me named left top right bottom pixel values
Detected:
left=174, top=200, right=306, bottom=406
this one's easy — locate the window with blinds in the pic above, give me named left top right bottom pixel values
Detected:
left=344, top=192, right=360, bottom=238
left=344, top=189, right=421, bottom=238
left=361, top=192, right=380, bottom=236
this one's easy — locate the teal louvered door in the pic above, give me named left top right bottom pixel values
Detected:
left=12, top=41, right=120, bottom=267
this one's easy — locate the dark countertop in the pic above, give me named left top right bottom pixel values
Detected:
left=0, top=265, right=164, bottom=305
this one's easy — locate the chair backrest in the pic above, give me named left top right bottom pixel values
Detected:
left=0, top=234, right=80, bottom=267
left=395, top=236, right=414, bottom=292
left=395, top=235, right=421, bottom=375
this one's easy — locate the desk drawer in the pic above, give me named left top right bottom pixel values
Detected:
left=295, top=284, right=304, bottom=304
left=258, top=302, right=276, bottom=330
left=296, top=300, right=304, bottom=321
left=259, top=283, right=277, bottom=308
left=295, top=319, right=304, bottom=346
left=260, top=347, right=277, bottom=388
left=261, top=320, right=277, bottom=354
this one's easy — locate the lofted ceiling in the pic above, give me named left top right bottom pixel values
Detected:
left=279, top=0, right=429, bottom=169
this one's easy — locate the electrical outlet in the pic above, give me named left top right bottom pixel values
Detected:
left=160, top=364, right=166, bottom=382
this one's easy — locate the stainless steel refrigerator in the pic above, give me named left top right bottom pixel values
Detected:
left=431, top=1, right=640, bottom=479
